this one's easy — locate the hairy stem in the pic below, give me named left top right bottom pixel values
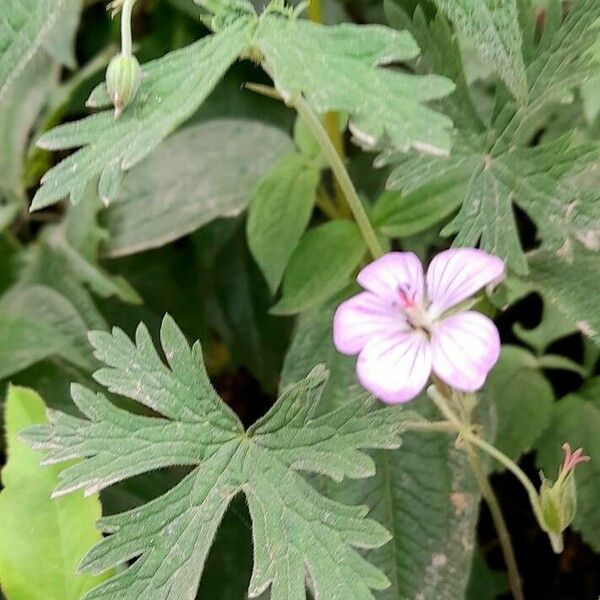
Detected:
left=121, top=0, right=138, bottom=56
left=293, top=95, right=384, bottom=259
left=466, top=445, right=525, bottom=600
left=306, top=0, right=351, bottom=216
left=462, top=431, right=541, bottom=513
left=428, top=384, right=533, bottom=599
left=427, top=386, right=541, bottom=513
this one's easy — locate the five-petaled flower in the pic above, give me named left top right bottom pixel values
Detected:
left=333, top=248, right=506, bottom=403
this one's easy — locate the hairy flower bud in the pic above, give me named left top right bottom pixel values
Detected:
left=105, top=53, right=142, bottom=119
left=535, top=443, right=590, bottom=553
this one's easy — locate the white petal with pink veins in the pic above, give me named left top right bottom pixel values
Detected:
left=333, top=292, right=407, bottom=355
left=426, top=248, right=505, bottom=318
left=430, top=311, right=501, bottom=392
left=357, top=252, right=425, bottom=306
left=356, top=331, right=432, bottom=403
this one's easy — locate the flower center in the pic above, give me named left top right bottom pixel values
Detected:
left=396, top=284, right=431, bottom=334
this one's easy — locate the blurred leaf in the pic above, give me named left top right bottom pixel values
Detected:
left=484, top=345, right=553, bottom=470
left=0, top=386, right=107, bottom=599
left=430, top=0, right=527, bottom=102
left=372, top=171, right=465, bottom=237
left=247, top=153, right=319, bottom=293
left=1, top=360, right=93, bottom=416
left=0, top=53, right=57, bottom=228
left=271, top=221, right=366, bottom=315
left=31, top=21, right=252, bottom=210
left=0, top=284, right=96, bottom=379
left=205, top=224, right=292, bottom=391
left=41, top=0, right=83, bottom=69
left=528, top=248, right=600, bottom=346
left=513, top=295, right=578, bottom=355
left=536, top=391, right=600, bottom=551
left=281, top=300, right=483, bottom=600
left=104, top=119, right=294, bottom=257
left=0, top=0, right=77, bottom=100
left=465, top=550, right=508, bottom=600
left=17, top=246, right=107, bottom=331
left=256, top=16, right=454, bottom=155
left=536, top=354, right=587, bottom=377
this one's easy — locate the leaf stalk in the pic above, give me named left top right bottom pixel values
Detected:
left=292, top=95, right=384, bottom=259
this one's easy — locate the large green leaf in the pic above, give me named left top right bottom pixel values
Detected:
left=483, top=345, right=553, bottom=469
left=247, top=153, right=319, bottom=293
left=535, top=391, right=600, bottom=551
left=383, top=0, right=600, bottom=274
left=0, top=386, right=107, bottom=599
left=31, top=21, right=252, bottom=211
left=23, top=315, right=420, bottom=600
left=281, top=301, right=482, bottom=600
left=256, top=16, right=454, bottom=155
left=271, top=221, right=366, bottom=315
left=103, top=119, right=293, bottom=257
left=430, top=0, right=527, bottom=102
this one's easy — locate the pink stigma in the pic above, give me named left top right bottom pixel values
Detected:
left=397, top=285, right=415, bottom=309
left=560, top=442, right=590, bottom=477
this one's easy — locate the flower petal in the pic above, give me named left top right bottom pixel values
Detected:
left=357, top=252, right=425, bottom=305
left=333, top=292, right=406, bottom=355
left=426, top=248, right=505, bottom=317
left=430, top=311, right=501, bottom=392
left=356, top=331, right=432, bottom=403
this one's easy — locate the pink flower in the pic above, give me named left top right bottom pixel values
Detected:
left=333, top=248, right=505, bottom=403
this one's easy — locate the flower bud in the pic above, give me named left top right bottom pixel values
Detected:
left=535, top=443, right=590, bottom=553
left=105, top=53, right=142, bottom=119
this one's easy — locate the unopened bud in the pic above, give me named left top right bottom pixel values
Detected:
left=536, top=443, right=590, bottom=553
left=105, top=53, right=142, bottom=119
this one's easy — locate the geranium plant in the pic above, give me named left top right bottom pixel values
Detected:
left=0, top=1, right=599, bottom=599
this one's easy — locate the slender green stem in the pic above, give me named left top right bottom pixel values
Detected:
left=428, top=385, right=541, bottom=513
left=121, top=0, right=137, bottom=56
left=465, top=445, right=525, bottom=600
left=462, top=431, right=541, bottom=512
left=293, top=95, right=384, bottom=259
left=428, top=383, right=536, bottom=599
left=306, top=0, right=350, bottom=216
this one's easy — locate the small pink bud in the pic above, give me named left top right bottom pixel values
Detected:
left=535, top=442, right=590, bottom=553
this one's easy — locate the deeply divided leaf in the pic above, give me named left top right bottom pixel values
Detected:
left=22, top=315, right=415, bottom=600
left=31, top=7, right=455, bottom=211
left=31, top=21, right=252, bottom=210
left=383, top=0, right=600, bottom=274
